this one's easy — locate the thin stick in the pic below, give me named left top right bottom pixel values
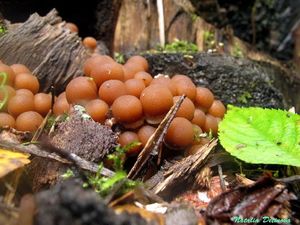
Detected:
left=128, top=95, right=185, bottom=179
left=157, top=0, right=165, bottom=47
left=218, top=164, right=226, bottom=192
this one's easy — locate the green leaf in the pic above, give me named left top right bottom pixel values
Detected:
left=219, top=106, right=300, bottom=166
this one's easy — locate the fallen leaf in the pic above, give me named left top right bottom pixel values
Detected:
left=0, top=148, right=30, bottom=178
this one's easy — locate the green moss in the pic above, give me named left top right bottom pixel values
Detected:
left=114, top=52, right=125, bottom=64
left=203, top=31, right=216, bottom=50
left=232, top=43, right=244, bottom=58
left=148, top=39, right=198, bottom=54
left=0, top=24, right=7, bottom=36
left=238, top=91, right=252, bottom=104
left=190, top=13, right=199, bottom=22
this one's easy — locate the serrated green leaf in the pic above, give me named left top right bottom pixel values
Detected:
left=219, top=106, right=300, bottom=166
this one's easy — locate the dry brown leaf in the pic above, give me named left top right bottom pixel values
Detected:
left=0, top=148, right=30, bottom=178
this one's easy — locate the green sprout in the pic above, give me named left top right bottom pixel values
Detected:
left=238, top=91, right=252, bottom=104
left=107, top=141, right=141, bottom=171
left=232, top=42, right=244, bottom=58
left=114, top=52, right=125, bottom=64
left=0, top=72, right=8, bottom=111
left=83, top=142, right=141, bottom=197
left=203, top=31, right=215, bottom=49
left=61, top=169, right=75, bottom=179
left=0, top=25, right=6, bottom=36
left=84, top=163, right=139, bottom=198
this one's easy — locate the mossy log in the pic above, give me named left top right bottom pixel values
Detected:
left=144, top=53, right=300, bottom=112
left=0, top=9, right=89, bottom=93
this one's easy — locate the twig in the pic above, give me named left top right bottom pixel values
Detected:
left=31, top=110, right=52, bottom=142
left=0, top=140, right=114, bottom=177
left=157, top=0, right=165, bottom=47
left=276, top=175, right=300, bottom=183
left=128, top=95, right=185, bottom=179
left=218, top=164, right=226, bottom=192
left=39, top=138, right=115, bottom=177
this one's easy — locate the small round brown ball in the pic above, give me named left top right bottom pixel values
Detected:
left=0, top=85, right=16, bottom=111
left=118, top=131, right=142, bottom=156
left=10, top=64, right=30, bottom=75
left=98, top=80, right=127, bottom=105
left=53, top=97, right=70, bottom=116
left=65, top=22, right=79, bottom=33
left=83, top=37, right=97, bottom=50
left=140, top=85, right=173, bottom=116
left=34, top=93, right=52, bottom=116
left=15, top=89, right=34, bottom=98
left=173, top=96, right=195, bottom=120
left=57, top=92, right=66, bottom=101
left=125, top=55, right=149, bottom=71
left=14, top=73, right=39, bottom=94
left=195, top=87, right=215, bottom=109
left=125, top=78, right=145, bottom=97
left=0, top=64, right=16, bottom=85
left=8, top=95, right=34, bottom=117
left=15, top=111, right=43, bottom=132
left=0, top=112, right=15, bottom=128
left=112, top=95, right=143, bottom=123
left=208, top=100, right=226, bottom=118
left=165, top=117, right=194, bottom=148
left=171, top=75, right=196, bottom=101
left=83, top=55, right=114, bottom=76
left=90, top=62, right=124, bottom=86
left=151, top=76, right=177, bottom=95
left=85, top=99, right=109, bottom=123
left=203, top=114, right=218, bottom=135
left=191, top=108, right=206, bottom=128
left=134, top=71, right=153, bottom=86
left=123, top=117, right=145, bottom=130
left=65, top=76, right=97, bottom=104
left=137, top=125, right=156, bottom=146
left=123, top=63, right=144, bottom=80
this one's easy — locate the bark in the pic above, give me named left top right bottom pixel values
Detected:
left=0, top=9, right=89, bottom=93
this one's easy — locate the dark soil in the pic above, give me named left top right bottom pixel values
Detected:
left=35, top=180, right=149, bottom=225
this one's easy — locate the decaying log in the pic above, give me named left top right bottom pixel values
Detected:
left=147, top=139, right=218, bottom=200
left=144, top=53, right=300, bottom=112
left=0, top=9, right=90, bottom=93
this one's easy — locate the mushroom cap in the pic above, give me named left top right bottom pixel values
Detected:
left=98, top=79, right=127, bottom=105
left=85, top=99, right=109, bottom=123
left=208, top=100, right=226, bottom=118
left=65, top=76, right=98, bottom=104
left=112, top=95, right=143, bottom=123
left=165, top=117, right=194, bottom=148
left=195, top=87, right=215, bottom=109
left=140, top=85, right=173, bottom=116
left=173, top=96, right=195, bottom=120
left=14, top=73, right=39, bottom=94
left=15, top=111, right=43, bottom=132
left=90, top=62, right=124, bottom=86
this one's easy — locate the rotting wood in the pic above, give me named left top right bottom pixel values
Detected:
left=149, top=139, right=218, bottom=198
left=0, top=9, right=90, bottom=93
left=0, top=141, right=115, bottom=177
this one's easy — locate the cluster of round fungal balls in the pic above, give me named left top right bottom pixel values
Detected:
left=53, top=54, right=226, bottom=156
left=0, top=62, right=52, bottom=132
